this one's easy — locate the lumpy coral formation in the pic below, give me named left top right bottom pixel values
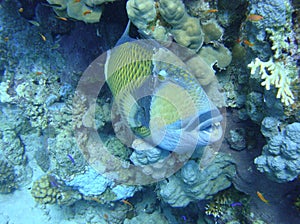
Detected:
left=158, top=154, right=236, bottom=207
left=254, top=118, right=300, bottom=183
left=31, top=174, right=82, bottom=205
left=127, top=0, right=204, bottom=50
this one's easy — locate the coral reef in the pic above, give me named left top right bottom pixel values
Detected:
left=0, top=160, right=17, bottom=193
left=65, top=166, right=137, bottom=200
left=199, top=44, right=232, bottom=69
left=127, top=0, right=204, bottom=50
left=105, top=137, right=132, bottom=161
left=226, top=128, right=247, bottom=151
left=254, top=118, right=300, bottom=183
left=31, top=174, right=82, bottom=205
left=46, top=0, right=116, bottom=23
left=65, top=167, right=110, bottom=196
left=159, top=0, right=204, bottom=50
left=246, top=0, right=298, bottom=107
left=126, top=0, right=231, bottom=108
left=130, top=139, right=168, bottom=165
left=158, top=153, right=236, bottom=207
left=1, top=0, right=300, bottom=223
left=47, top=130, right=87, bottom=179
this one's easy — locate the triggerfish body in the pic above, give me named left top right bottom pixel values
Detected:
left=104, top=22, right=223, bottom=153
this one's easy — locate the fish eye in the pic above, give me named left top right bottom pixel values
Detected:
left=158, top=74, right=165, bottom=81
left=157, top=70, right=168, bottom=81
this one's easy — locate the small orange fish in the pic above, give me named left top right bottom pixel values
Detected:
left=243, top=39, right=254, bottom=47
left=247, top=14, right=264, bottom=22
left=39, top=33, right=47, bottom=41
left=18, top=8, right=24, bottom=13
left=257, top=191, right=269, bottom=204
left=56, top=16, right=68, bottom=21
left=122, top=199, right=134, bottom=209
left=205, top=9, right=218, bottom=13
left=36, top=71, right=43, bottom=75
left=83, top=10, right=92, bottom=16
left=74, top=0, right=81, bottom=2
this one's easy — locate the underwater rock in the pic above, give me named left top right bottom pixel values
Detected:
left=158, top=153, right=236, bottom=207
left=260, top=117, right=280, bottom=139
left=65, top=167, right=110, bottom=196
left=254, top=122, right=300, bottom=183
left=0, top=130, right=25, bottom=165
left=124, top=211, right=168, bottom=224
left=0, top=160, right=16, bottom=193
left=0, top=81, right=14, bottom=103
left=111, top=185, right=136, bottom=200
left=227, top=128, right=247, bottom=151
left=245, top=91, right=265, bottom=123
left=65, top=166, right=137, bottom=200
left=34, top=146, right=50, bottom=173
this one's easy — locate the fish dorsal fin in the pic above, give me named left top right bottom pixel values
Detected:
left=115, top=21, right=136, bottom=46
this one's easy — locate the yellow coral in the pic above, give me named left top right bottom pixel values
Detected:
left=248, top=58, right=295, bottom=106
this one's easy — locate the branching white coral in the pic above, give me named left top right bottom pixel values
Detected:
left=266, top=28, right=290, bottom=59
left=248, top=58, right=295, bottom=106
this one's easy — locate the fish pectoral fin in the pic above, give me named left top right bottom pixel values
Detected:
left=119, top=93, right=142, bottom=128
left=119, top=91, right=146, bottom=128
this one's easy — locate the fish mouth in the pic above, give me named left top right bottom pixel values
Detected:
left=147, top=109, right=224, bottom=152
left=184, top=109, right=223, bottom=144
